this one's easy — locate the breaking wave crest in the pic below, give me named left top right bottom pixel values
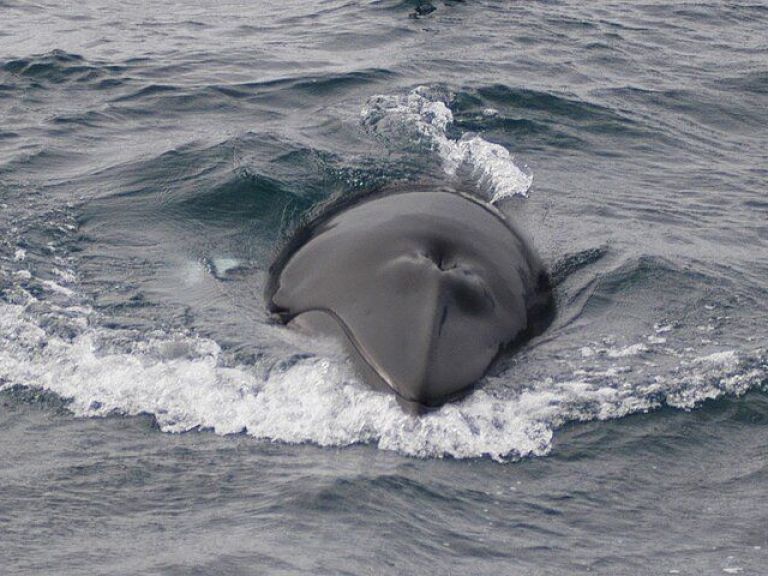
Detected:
left=1, top=269, right=765, bottom=462
left=361, top=86, right=534, bottom=203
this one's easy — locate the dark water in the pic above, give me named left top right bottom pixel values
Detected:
left=1, top=1, right=767, bottom=574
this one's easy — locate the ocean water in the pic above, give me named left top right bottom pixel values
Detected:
left=1, top=1, right=767, bottom=574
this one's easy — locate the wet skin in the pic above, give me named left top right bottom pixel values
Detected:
left=266, top=189, right=554, bottom=412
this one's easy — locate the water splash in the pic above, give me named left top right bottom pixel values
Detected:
left=361, top=86, right=533, bottom=203
left=2, top=285, right=765, bottom=462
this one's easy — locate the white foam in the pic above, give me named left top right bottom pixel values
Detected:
left=607, top=343, right=648, bottom=358
left=53, top=267, right=76, bottom=283
left=693, top=350, right=738, bottom=366
left=2, top=289, right=765, bottom=461
left=211, top=257, right=241, bottom=275
left=2, top=211, right=767, bottom=461
left=361, top=87, right=533, bottom=203
left=41, top=279, right=75, bottom=296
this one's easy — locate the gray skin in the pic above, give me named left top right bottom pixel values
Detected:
left=265, top=188, right=554, bottom=413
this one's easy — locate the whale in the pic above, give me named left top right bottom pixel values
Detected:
left=265, top=186, right=555, bottom=413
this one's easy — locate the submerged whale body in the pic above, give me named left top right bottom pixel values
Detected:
left=265, top=187, right=555, bottom=412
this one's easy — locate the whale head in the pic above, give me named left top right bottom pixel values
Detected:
left=266, top=188, right=554, bottom=411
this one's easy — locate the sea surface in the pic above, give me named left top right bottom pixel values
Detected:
left=1, top=1, right=767, bottom=574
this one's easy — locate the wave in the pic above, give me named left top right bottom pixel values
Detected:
left=1, top=50, right=126, bottom=86
left=76, top=133, right=330, bottom=230
left=2, top=243, right=765, bottom=462
left=107, top=68, right=395, bottom=111
left=1, top=291, right=764, bottom=462
left=2, top=83, right=766, bottom=462
left=361, top=86, right=534, bottom=203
